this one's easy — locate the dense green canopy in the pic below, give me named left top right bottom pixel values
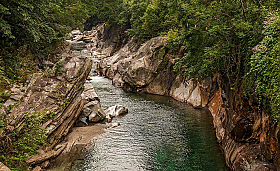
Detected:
left=92, top=0, right=280, bottom=121
left=1, top=0, right=280, bottom=168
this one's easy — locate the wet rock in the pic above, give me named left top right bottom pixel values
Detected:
left=105, top=105, right=128, bottom=122
left=0, top=162, right=11, bottom=171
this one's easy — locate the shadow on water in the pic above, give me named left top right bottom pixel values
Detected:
left=71, top=76, right=229, bottom=171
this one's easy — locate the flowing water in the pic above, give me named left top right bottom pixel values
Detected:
left=70, top=75, right=229, bottom=171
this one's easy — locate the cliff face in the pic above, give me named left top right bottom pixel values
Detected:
left=0, top=46, right=94, bottom=169
left=94, top=25, right=279, bottom=170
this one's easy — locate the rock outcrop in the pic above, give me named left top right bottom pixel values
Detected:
left=94, top=24, right=280, bottom=170
left=79, top=82, right=106, bottom=124
left=0, top=162, right=11, bottom=171
left=2, top=54, right=92, bottom=168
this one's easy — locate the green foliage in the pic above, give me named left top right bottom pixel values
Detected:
left=91, top=0, right=280, bottom=122
left=246, top=11, right=280, bottom=121
left=54, top=60, right=65, bottom=76
left=3, top=110, right=48, bottom=168
left=0, top=0, right=90, bottom=87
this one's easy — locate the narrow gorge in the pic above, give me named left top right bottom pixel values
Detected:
left=1, top=1, right=280, bottom=171
left=92, top=23, right=279, bottom=170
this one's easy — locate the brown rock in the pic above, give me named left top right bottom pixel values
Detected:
left=26, top=144, right=67, bottom=165
left=41, top=160, right=50, bottom=169
left=0, top=162, right=11, bottom=171
left=32, top=166, right=42, bottom=171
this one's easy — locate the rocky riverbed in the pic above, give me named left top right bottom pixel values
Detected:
left=0, top=26, right=128, bottom=170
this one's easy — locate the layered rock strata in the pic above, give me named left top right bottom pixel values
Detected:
left=1, top=54, right=93, bottom=169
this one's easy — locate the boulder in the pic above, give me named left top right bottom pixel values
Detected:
left=88, top=109, right=106, bottom=123
left=81, top=82, right=99, bottom=101
left=96, top=37, right=167, bottom=90
left=81, top=101, right=106, bottom=123
left=105, top=105, right=128, bottom=122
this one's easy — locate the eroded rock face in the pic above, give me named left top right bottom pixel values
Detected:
left=97, top=37, right=171, bottom=93
left=94, top=27, right=279, bottom=170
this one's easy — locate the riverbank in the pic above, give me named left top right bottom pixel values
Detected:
left=0, top=33, right=111, bottom=170
left=70, top=75, right=229, bottom=170
left=91, top=23, right=279, bottom=170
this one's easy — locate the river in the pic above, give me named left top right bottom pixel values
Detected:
left=70, top=73, right=229, bottom=170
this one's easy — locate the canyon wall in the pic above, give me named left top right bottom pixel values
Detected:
left=93, top=24, right=279, bottom=170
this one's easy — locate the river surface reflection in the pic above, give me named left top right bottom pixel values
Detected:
left=71, top=76, right=229, bottom=171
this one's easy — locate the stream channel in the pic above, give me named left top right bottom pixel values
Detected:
left=69, top=44, right=229, bottom=171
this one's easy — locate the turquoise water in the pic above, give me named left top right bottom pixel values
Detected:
left=71, top=76, right=229, bottom=171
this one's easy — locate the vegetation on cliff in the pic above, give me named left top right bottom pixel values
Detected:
left=0, top=0, right=93, bottom=169
left=0, top=0, right=93, bottom=95
left=1, top=0, right=280, bottom=169
left=89, top=0, right=280, bottom=122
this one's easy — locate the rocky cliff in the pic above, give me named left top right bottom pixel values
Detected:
left=0, top=42, right=103, bottom=169
left=94, top=25, right=279, bottom=170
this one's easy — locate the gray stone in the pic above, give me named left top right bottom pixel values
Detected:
left=105, top=105, right=128, bottom=122
left=187, top=86, right=202, bottom=108
left=170, top=77, right=197, bottom=103
left=81, top=82, right=99, bottom=101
